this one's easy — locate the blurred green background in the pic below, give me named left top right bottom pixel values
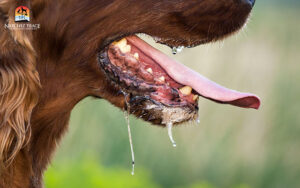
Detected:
left=45, top=2, right=300, bottom=188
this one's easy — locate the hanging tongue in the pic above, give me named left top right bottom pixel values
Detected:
left=126, top=36, right=260, bottom=109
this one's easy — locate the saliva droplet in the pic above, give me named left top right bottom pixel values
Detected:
left=172, top=47, right=177, bottom=55
left=172, top=46, right=184, bottom=55
left=123, top=94, right=135, bottom=176
left=167, top=122, right=177, bottom=147
left=196, top=116, right=200, bottom=124
left=176, top=46, right=184, bottom=53
left=131, top=161, right=135, bottom=176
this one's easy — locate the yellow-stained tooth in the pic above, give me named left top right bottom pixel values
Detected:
left=146, top=68, right=153, bottom=74
left=113, top=38, right=131, bottom=53
left=159, top=76, right=165, bottom=82
left=193, top=95, right=199, bottom=101
left=113, top=38, right=127, bottom=48
left=179, top=86, right=192, bottom=95
left=134, top=53, right=139, bottom=59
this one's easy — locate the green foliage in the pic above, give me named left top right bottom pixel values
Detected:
left=176, top=181, right=216, bottom=188
left=45, top=159, right=160, bottom=188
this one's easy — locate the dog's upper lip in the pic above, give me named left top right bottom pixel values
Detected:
left=127, top=35, right=261, bottom=109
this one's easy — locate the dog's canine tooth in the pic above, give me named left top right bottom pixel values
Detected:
left=133, top=53, right=139, bottom=59
left=113, top=38, right=127, bottom=48
left=179, top=86, right=192, bottom=95
left=193, top=95, right=199, bottom=101
left=113, top=38, right=131, bottom=53
left=159, top=76, right=165, bottom=82
left=146, top=68, right=153, bottom=74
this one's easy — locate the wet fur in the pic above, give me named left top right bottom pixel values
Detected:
left=0, top=0, right=253, bottom=187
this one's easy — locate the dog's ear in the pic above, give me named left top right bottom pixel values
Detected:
left=0, top=2, right=40, bottom=167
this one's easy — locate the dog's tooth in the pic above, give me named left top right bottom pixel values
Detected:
left=133, top=53, right=139, bottom=60
left=179, top=86, right=192, bottom=95
left=193, top=95, right=199, bottom=101
left=146, top=68, right=153, bottom=74
left=120, top=45, right=131, bottom=53
left=159, top=76, right=165, bottom=82
left=113, top=38, right=127, bottom=48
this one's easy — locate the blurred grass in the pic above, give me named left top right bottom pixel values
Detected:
left=45, top=4, right=300, bottom=188
left=45, top=158, right=160, bottom=188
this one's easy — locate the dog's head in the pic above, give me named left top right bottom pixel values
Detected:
left=0, top=0, right=259, bottom=165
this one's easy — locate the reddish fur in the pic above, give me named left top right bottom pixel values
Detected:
left=0, top=0, right=253, bottom=187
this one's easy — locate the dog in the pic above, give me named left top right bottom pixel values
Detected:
left=17, top=6, right=27, bottom=15
left=0, top=0, right=259, bottom=187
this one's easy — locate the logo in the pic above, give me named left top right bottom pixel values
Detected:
left=4, top=5, right=40, bottom=30
left=15, top=6, right=30, bottom=22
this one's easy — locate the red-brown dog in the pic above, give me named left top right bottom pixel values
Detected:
left=0, top=0, right=259, bottom=187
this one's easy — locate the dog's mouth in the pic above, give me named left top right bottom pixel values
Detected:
left=98, top=35, right=260, bottom=125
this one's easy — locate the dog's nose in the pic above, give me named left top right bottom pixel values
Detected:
left=244, top=0, right=255, bottom=7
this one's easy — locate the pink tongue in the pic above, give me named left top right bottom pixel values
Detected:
left=127, top=36, right=260, bottom=109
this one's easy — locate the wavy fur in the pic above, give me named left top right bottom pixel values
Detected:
left=0, top=0, right=40, bottom=168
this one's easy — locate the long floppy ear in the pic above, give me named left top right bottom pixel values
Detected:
left=0, top=1, right=40, bottom=167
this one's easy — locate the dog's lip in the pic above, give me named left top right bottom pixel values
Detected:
left=150, top=36, right=210, bottom=49
left=126, top=35, right=261, bottom=109
left=101, top=33, right=206, bottom=52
